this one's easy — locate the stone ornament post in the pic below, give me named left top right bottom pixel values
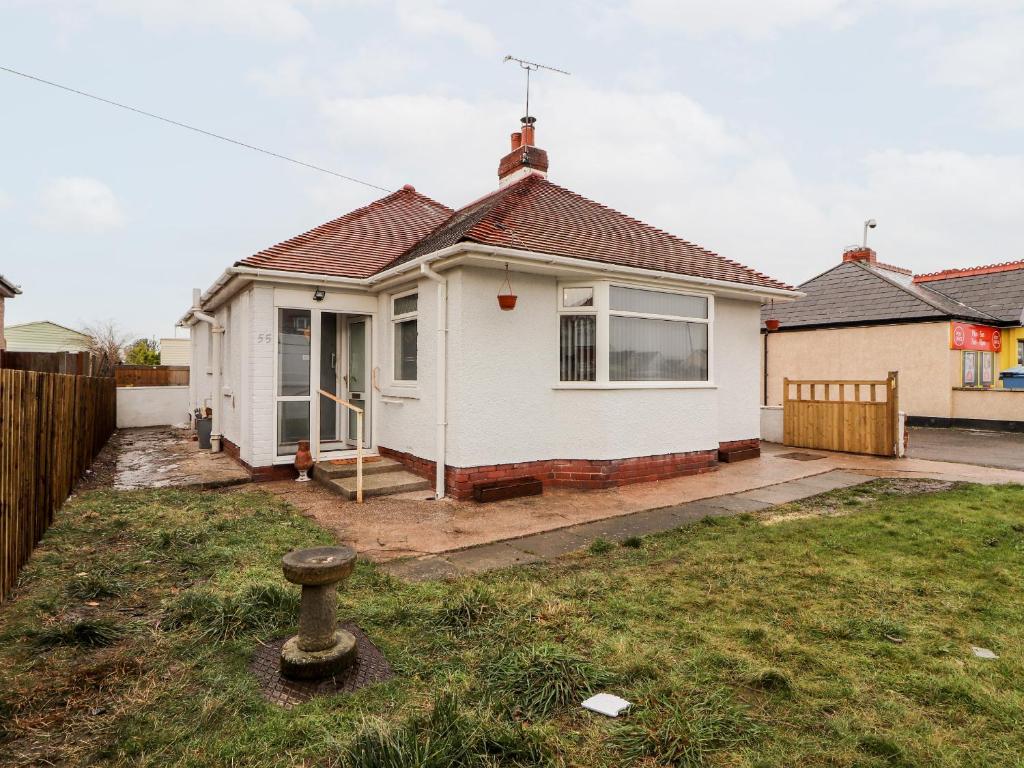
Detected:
left=280, top=545, right=358, bottom=680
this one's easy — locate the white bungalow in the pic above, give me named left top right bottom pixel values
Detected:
left=181, top=119, right=797, bottom=499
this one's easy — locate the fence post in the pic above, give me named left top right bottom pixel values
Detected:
left=888, top=371, right=899, bottom=457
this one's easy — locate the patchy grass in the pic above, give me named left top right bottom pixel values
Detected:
left=1, top=481, right=1023, bottom=767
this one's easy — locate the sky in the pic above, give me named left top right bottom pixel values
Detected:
left=1, top=0, right=1023, bottom=341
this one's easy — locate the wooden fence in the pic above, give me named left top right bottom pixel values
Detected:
left=0, top=370, right=116, bottom=601
left=0, top=350, right=106, bottom=376
left=115, top=365, right=190, bottom=387
left=783, top=372, right=899, bottom=456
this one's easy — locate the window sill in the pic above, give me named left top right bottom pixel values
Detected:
left=552, top=382, right=717, bottom=390
left=382, top=386, right=420, bottom=399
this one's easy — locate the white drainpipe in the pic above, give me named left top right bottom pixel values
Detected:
left=419, top=263, right=447, bottom=499
left=190, top=288, right=224, bottom=453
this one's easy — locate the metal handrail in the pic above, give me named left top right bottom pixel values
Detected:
left=318, top=388, right=364, bottom=503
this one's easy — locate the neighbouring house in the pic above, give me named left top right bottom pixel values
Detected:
left=159, top=335, right=191, bottom=366
left=762, top=247, right=1024, bottom=430
left=181, top=118, right=797, bottom=498
left=4, top=320, right=92, bottom=354
left=0, top=273, right=21, bottom=351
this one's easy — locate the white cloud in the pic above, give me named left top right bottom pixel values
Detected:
left=36, top=177, right=126, bottom=234
left=393, top=0, right=497, bottom=55
left=922, top=15, right=1024, bottom=128
left=605, top=0, right=857, bottom=38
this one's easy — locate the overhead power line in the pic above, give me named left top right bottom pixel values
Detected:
left=0, top=64, right=393, bottom=193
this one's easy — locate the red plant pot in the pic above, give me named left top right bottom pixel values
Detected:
left=498, top=294, right=518, bottom=311
left=765, top=319, right=781, bottom=331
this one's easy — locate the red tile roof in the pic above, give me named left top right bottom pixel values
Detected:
left=395, top=175, right=792, bottom=290
left=235, top=186, right=453, bottom=279
left=914, top=259, right=1024, bottom=283
left=234, top=175, right=790, bottom=291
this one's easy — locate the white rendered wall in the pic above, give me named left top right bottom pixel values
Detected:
left=117, top=386, right=190, bottom=428
left=247, top=284, right=276, bottom=467
left=375, top=277, right=438, bottom=461
left=760, top=406, right=783, bottom=443
left=189, top=321, right=213, bottom=417
left=445, top=266, right=745, bottom=467
left=714, top=297, right=763, bottom=442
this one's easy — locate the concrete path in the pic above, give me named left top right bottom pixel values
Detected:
left=381, top=469, right=876, bottom=581
left=264, top=441, right=1024, bottom=563
left=907, top=427, right=1024, bottom=471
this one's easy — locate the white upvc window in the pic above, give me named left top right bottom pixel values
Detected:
left=556, top=281, right=713, bottom=388
left=391, top=290, right=418, bottom=383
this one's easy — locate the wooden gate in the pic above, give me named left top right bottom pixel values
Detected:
left=783, top=372, right=899, bottom=456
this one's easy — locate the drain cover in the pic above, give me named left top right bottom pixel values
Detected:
left=250, top=621, right=393, bottom=708
left=777, top=452, right=826, bottom=461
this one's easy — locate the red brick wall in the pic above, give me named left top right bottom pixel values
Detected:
left=718, top=438, right=760, bottom=452
left=221, top=438, right=296, bottom=482
left=379, top=445, right=719, bottom=501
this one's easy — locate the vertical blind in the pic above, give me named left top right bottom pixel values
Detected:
left=560, top=315, right=596, bottom=382
left=609, top=316, right=708, bottom=381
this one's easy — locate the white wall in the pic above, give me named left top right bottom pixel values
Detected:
left=760, top=406, right=783, bottom=443
left=117, top=386, right=190, bottom=428
left=715, top=298, right=763, bottom=442
left=375, top=276, right=438, bottom=461
left=444, top=266, right=759, bottom=467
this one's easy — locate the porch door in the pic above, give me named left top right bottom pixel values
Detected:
left=344, top=316, right=370, bottom=448
left=318, top=312, right=345, bottom=452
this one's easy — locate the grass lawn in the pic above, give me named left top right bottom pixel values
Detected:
left=1, top=480, right=1023, bottom=767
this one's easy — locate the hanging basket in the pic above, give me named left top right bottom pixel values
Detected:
left=497, top=263, right=517, bottom=311
left=765, top=319, right=781, bottom=331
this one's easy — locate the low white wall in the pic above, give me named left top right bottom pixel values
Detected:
left=760, top=406, right=783, bottom=443
left=117, top=386, right=190, bottom=428
left=761, top=405, right=907, bottom=456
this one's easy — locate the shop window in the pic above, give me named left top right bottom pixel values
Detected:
left=962, top=351, right=995, bottom=388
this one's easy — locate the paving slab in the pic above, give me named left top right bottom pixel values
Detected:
left=735, top=478, right=838, bottom=505
left=699, top=494, right=773, bottom=513
left=443, top=542, right=543, bottom=573
left=513, top=528, right=593, bottom=558
left=383, top=555, right=463, bottom=582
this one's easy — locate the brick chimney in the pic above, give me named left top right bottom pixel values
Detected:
left=498, top=116, right=549, bottom=188
left=843, top=246, right=877, bottom=264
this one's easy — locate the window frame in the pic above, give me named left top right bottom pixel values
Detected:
left=554, top=280, right=715, bottom=389
left=390, top=288, right=419, bottom=385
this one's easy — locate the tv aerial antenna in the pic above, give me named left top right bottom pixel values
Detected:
left=503, top=55, right=571, bottom=120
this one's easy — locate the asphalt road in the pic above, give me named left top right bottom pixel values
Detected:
left=907, top=427, right=1024, bottom=471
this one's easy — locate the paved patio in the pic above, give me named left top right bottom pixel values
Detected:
left=260, top=440, right=1024, bottom=565
left=85, top=427, right=250, bottom=491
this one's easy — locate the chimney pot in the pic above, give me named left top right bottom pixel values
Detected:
left=843, top=246, right=877, bottom=264
left=510, top=131, right=522, bottom=150
left=521, top=124, right=535, bottom=146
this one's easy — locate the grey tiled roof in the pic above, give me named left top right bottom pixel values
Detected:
left=921, top=269, right=1024, bottom=324
left=761, top=261, right=997, bottom=329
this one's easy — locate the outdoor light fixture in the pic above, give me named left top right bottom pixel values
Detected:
left=313, top=287, right=326, bottom=301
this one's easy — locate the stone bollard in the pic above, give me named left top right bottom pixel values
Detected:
left=279, top=545, right=358, bottom=681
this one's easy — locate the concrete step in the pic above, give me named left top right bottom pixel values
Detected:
left=320, top=469, right=431, bottom=500
left=313, top=456, right=401, bottom=480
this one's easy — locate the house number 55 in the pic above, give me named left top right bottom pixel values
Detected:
left=257, top=333, right=273, bottom=344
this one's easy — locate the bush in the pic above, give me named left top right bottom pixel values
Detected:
left=30, top=618, right=125, bottom=649
left=438, top=584, right=499, bottom=631
left=163, top=583, right=298, bottom=640
left=614, top=688, right=761, bottom=767
left=482, top=643, right=611, bottom=719
left=345, top=693, right=548, bottom=768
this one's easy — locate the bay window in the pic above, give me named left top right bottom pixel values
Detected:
left=558, top=282, right=712, bottom=386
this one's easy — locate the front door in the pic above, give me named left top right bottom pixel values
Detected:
left=344, top=316, right=369, bottom=448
